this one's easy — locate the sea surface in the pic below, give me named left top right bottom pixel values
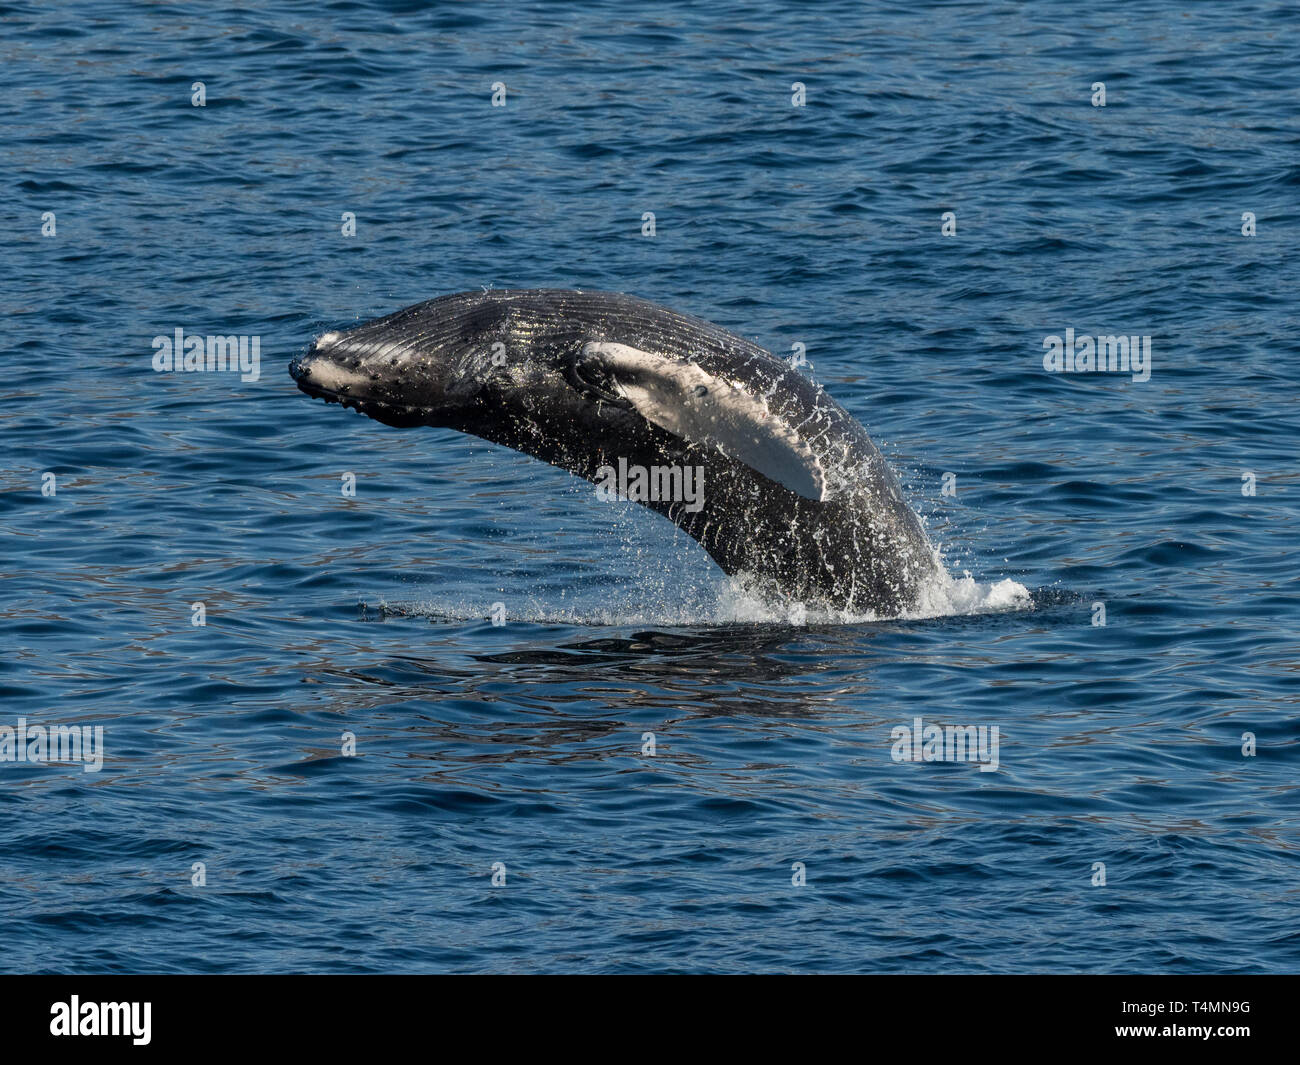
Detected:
left=2, top=0, right=1298, bottom=973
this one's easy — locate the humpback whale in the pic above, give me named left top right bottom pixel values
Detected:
left=290, top=289, right=945, bottom=615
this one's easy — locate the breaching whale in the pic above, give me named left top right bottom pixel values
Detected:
left=289, top=289, right=944, bottom=615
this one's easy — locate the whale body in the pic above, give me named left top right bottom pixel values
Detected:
left=290, top=289, right=945, bottom=615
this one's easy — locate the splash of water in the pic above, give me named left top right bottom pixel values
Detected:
left=709, top=565, right=1031, bottom=625
left=381, top=560, right=1031, bottom=628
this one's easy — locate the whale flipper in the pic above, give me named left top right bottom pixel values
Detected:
left=578, top=341, right=828, bottom=501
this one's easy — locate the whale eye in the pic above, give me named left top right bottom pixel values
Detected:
left=693, top=385, right=708, bottom=397
left=565, top=349, right=634, bottom=408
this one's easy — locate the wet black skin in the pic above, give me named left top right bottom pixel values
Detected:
left=290, top=289, right=944, bottom=615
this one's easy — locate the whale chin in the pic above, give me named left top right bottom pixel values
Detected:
left=289, top=356, right=430, bottom=429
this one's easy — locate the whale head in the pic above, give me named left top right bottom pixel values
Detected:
left=289, top=292, right=645, bottom=443
left=290, top=324, right=488, bottom=430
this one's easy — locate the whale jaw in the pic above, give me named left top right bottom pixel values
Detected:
left=289, top=354, right=428, bottom=428
left=288, top=327, right=483, bottom=430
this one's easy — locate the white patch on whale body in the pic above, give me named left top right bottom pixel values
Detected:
left=316, top=331, right=342, bottom=348
left=581, top=341, right=827, bottom=501
left=303, top=357, right=368, bottom=394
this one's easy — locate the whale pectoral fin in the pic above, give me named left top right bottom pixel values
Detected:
left=580, top=341, right=827, bottom=501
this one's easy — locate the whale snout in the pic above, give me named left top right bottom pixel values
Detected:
left=287, top=345, right=319, bottom=385
left=290, top=333, right=367, bottom=397
left=290, top=328, right=480, bottom=429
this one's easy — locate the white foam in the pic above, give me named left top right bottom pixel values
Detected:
left=903, top=569, right=1033, bottom=621
left=381, top=564, right=1031, bottom=628
left=705, top=566, right=1031, bottom=625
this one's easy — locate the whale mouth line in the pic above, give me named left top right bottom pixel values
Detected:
left=293, top=374, right=381, bottom=413
left=291, top=362, right=431, bottom=426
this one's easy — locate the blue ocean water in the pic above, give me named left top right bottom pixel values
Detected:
left=2, top=0, right=1298, bottom=974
